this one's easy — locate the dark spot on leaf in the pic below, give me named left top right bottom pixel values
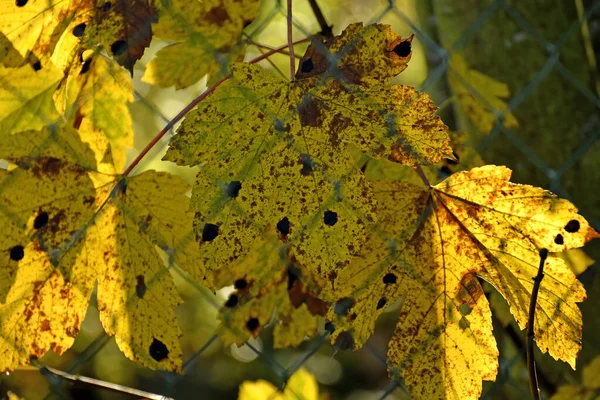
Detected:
left=300, top=154, right=314, bottom=176
left=15, top=0, right=27, bottom=6
left=274, top=119, right=284, bottom=132
left=324, top=321, right=335, bottom=333
left=393, top=40, right=411, bottom=57
left=225, top=294, right=238, bottom=308
left=334, top=297, right=353, bottom=316
left=554, top=234, right=564, bottom=245
left=80, top=59, right=92, bottom=74
left=301, top=59, right=314, bottom=73
left=277, top=217, right=290, bottom=236
left=225, top=181, right=241, bottom=198
left=33, top=212, right=49, bottom=229
left=32, top=60, right=41, bottom=71
left=100, top=1, right=111, bottom=11
left=202, top=224, right=219, bottom=242
left=10, top=246, right=24, bottom=261
left=565, top=220, right=580, bottom=233
left=136, top=275, right=146, bottom=298
left=376, top=298, right=387, bottom=310
left=72, top=23, right=86, bottom=37
left=360, top=163, right=367, bottom=173
left=287, top=264, right=300, bottom=290
left=234, top=279, right=247, bottom=290
left=246, top=317, right=259, bottom=332
left=324, top=210, right=337, bottom=226
left=149, top=338, right=169, bottom=361
left=383, top=273, right=397, bottom=284
left=335, top=331, right=354, bottom=350
left=111, top=40, right=128, bottom=56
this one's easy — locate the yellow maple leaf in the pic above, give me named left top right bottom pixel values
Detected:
left=552, top=356, right=600, bottom=400
left=0, top=127, right=208, bottom=372
left=324, top=165, right=597, bottom=399
left=142, top=0, right=260, bottom=89
left=239, top=368, right=319, bottom=400
left=164, top=23, right=451, bottom=288
left=449, top=54, right=519, bottom=134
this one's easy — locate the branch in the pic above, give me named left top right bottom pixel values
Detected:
left=307, top=0, right=333, bottom=38
left=415, top=164, right=432, bottom=188
left=122, top=37, right=309, bottom=176
left=287, top=0, right=295, bottom=80
left=527, top=248, right=548, bottom=400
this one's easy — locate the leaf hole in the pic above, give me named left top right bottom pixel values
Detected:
left=15, top=0, right=27, bottom=6
left=234, top=279, right=247, bottom=290
left=324, top=210, right=337, bottom=226
left=99, top=1, right=111, bottom=11
left=287, top=264, right=300, bottom=290
left=246, top=317, right=259, bottom=332
left=324, top=322, right=335, bottom=333
left=72, top=23, right=86, bottom=37
left=225, top=294, right=238, bottom=308
left=301, top=58, right=314, bottom=73
left=334, top=331, right=354, bottom=350
left=80, top=59, right=92, bottom=74
left=225, top=180, right=241, bottom=198
left=277, top=217, right=290, bottom=236
left=376, top=298, right=387, bottom=310
left=300, top=154, right=314, bottom=176
left=32, top=60, right=42, bottom=71
left=10, top=245, right=24, bottom=261
left=383, top=273, right=397, bottom=284
left=458, top=303, right=472, bottom=316
left=136, top=275, right=146, bottom=298
left=554, top=234, right=564, bottom=245
left=202, top=223, right=219, bottom=242
left=149, top=338, right=169, bottom=361
left=110, top=39, right=128, bottom=56
left=565, top=219, right=580, bottom=233
left=33, top=211, right=49, bottom=229
left=334, top=297, right=353, bottom=316
left=393, top=40, right=411, bottom=57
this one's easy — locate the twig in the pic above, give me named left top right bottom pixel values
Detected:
left=38, top=364, right=173, bottom=400
left=122, top=37, right=309, bottom=176
left=527, top=248, right=548, bottom=400
left=287, top=0, right=295, bottom=80
left=415, top=164, right=431, bottom=188
left=307, top=0, right=333, bottom=37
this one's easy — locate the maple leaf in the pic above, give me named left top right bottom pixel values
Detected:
left=142, top=0, right=259, bottom=89
left=449, top=54, right=519, bottom=134
left=164, top=23, right=452, bottom=286
left=324, top=165, right=597, bottom=399
left=238, top=368, right=319, bottom=400
left=0, top=126, right=208, bottom=372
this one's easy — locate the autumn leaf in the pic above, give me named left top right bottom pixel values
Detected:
left=324, top=165, right=597, bottom=399
left=164, top=23, right=452, bottom=288
left=449, top=54, right=519, bottom=134
left=239, top=368, right=319, bottom=400
left=0, top=127, right=207, bottom=372
left=142, top=0, right=259, bottom=89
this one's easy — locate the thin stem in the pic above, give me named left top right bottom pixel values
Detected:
left=307, top=0, right=332, bottom=37
left=287, top=0, right=296, bottom=80
left=122, top=37, right=309, bottom=176
left=415, top=164, right=431, bottom=188
left=527, top=248, right=548, bottom=400
left=37, top=364, right=173, bottom=400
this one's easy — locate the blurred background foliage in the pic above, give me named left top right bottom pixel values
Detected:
left=2, top=0, right=600, bottom=399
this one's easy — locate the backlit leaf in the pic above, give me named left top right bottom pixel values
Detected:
left=238, top=368, right=319, bottom=400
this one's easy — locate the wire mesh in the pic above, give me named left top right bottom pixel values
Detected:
left=1, top=0, right=599, bottom=399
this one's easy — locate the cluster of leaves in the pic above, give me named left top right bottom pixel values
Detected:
left=0, top=1, right=598, bottom=399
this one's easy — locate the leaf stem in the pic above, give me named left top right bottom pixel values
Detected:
left=307, top=0, right=333, bottom=37
left=527, top=248, right=548, bottom=400
left=122, top=37, right=309, bottom=176
left=287, top=0, right=295, bottom=81
left=415, top=164, right=432, bottom=188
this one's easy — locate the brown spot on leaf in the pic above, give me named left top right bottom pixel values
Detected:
left=41, top=319, right=50, bottom=331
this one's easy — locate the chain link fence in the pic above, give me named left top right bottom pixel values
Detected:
left=2, top=0, right=599, bottom=399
